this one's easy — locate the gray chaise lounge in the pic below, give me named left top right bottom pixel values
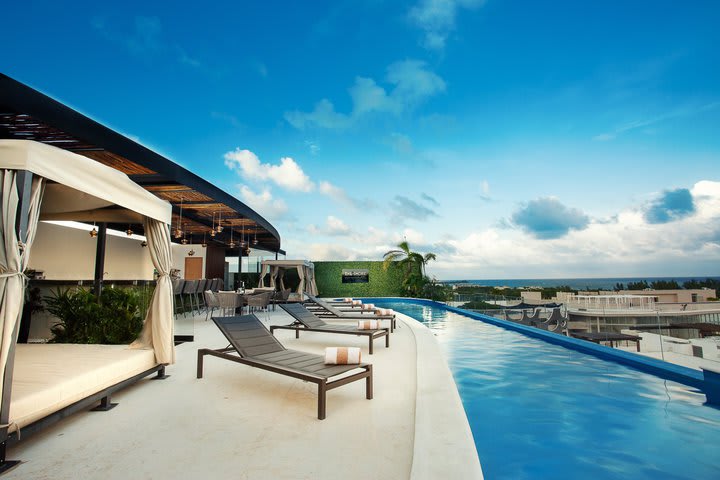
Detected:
left=197, top=314, right=373, bottom=419
left=275, top=303, right=390, bottom=354
left=303, top=295, right=397, bottom=332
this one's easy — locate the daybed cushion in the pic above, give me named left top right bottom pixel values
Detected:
left=9, top=344, right=157, bottom=431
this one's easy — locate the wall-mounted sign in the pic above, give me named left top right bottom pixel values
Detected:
left=342, top=269, right=369, bottom=283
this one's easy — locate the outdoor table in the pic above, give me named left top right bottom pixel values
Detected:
left=572, top=331, right=641, bottom=352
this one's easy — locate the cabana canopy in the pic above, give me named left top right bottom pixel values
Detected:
left=258, top=260, right=317, bottom=297
left=0, top=140, right=171, bottom=223
left=0, top=140, right=175, bottom=457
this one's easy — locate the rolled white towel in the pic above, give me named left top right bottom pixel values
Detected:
left=358, top=319, right=381, bottom=330
left=352, top=299, right=363, bottom=306
left=343, top=298, right=353, bottom=303
left=324, top=347, right=362, bottom=364
left=375, top=308, right=395, bottom=316
left=361, top=303, right=375, bottom=311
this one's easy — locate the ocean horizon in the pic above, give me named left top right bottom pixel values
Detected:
left=440, top=276, right=720, bottom=291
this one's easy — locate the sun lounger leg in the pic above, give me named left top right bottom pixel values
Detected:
left=318, top=382, right=327, bottom=420
left=197, top=350, right=205, bottom=378
left=385, top=333, right=390, bottom=348
left=366, top=365, right=373, bottom=399
left=369, top=336, right=373, bottom=355
left=296, top=329, right=300, bottom=339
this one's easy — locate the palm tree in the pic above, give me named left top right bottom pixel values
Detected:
left=383, top=241, right=436, bottom=296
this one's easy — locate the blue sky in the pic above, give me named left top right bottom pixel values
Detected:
left=3, top=1, right=720, bottom=279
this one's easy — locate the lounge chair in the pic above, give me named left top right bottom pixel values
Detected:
left=197, top=314, right=373, bottom=420
left=275, top=303, right=390, bottom=354
left=304, top=294, right=397, bottom=332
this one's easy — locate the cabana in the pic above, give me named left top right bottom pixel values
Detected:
left=0, top=140, right=174, bottom=471
left=258, top=260, right=318, bottom=299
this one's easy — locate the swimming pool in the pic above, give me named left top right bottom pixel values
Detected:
left=371, top=299, right=720, bottom=480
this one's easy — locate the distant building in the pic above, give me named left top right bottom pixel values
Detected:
left=559, top=290, right=720, bottom=335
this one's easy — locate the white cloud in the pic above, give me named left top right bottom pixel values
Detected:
left=479, top=180, right=490, bottom=200
left=285, top=60, right=445, bottom=130
left=428, top=180, right=720, bottom=278
left=224, top=149, right=314, bottom=192
left=326, top=216, right=352, bottom=236
left=408, top=0, right=486, bottom=51
left=237, top=185, right=289, bottom=220
left=319, top=181, right=376, bottom=211
left=284, top=99, right=352, bottom=130
left=287, top=181, right=720, bottom=280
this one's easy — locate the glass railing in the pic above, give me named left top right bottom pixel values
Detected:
left=452, top=299, right=720, bottom=371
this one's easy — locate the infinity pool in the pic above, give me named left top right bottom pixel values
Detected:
left=372, top=300, right=720, bottom=480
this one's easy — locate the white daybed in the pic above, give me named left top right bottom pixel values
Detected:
left=0, top=140, right=174, bottom=467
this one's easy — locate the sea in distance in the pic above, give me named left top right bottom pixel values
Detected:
left=441, top=276, right=720, bottom=291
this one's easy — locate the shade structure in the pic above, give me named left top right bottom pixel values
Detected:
left=0, top=140, right=175, bottom=442
left=258, top=260, right=317, bottom=297
left=0, top=140, right=171, bottom=224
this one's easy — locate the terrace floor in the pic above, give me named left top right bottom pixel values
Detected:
left=6, top=307, right=481, bottom=480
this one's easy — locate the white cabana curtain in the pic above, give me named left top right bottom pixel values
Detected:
left=130, top=217, right=175, bottom=364
left=0, top=171, right=44, bottom=414
left=296, top=265, right=305, bottom=296
left=258, top=263, right=270, bottom=287
left=306, top=265, right=318, bottom=296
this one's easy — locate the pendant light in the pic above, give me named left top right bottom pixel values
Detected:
left=89, top=222, right=98, bottom=238
left=210, top=212, right=216, bottom=237
left=174, top=198, right=184, bottom=239
left=216, top=210, right=223, bottom=232
left=229, top=228, right=236, bottom=249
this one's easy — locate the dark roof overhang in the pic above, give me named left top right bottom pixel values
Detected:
left=0, top=73, right=282, bottom=254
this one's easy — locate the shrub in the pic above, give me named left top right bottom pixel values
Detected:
left=45, top=287, right=146, bottom=344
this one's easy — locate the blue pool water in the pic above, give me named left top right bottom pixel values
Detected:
left=372, top=300, right=720, bottom=480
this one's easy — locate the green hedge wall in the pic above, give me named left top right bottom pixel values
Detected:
left=313, top=261, right=407, bottom=297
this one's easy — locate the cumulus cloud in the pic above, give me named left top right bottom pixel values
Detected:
left=391, top=195, right=439, bottom=223
left=224, top=149, right=314, bottom=192
left=285, top=60, right=445, bottom=130
left=511, top=197, right=590, bottom=239
left=307, top=216, right=353, bottom=237
left=644, top=188, right=696, bottom=224
left=238, top=185, right=289, bottom=220
left=408, top=0, right=486, bottom=51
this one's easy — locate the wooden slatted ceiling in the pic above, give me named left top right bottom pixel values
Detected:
left=0, top=113, right=157, bottom=175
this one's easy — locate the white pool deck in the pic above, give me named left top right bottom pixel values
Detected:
left=6, top=309, right=482, bottom=480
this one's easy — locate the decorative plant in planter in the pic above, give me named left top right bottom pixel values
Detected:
left=45, top=287, right=145, bottom=344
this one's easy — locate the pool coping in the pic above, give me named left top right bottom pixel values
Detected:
left=362, top=298, right=714, bottom=402
left=398, top=313, right=484, bottom=480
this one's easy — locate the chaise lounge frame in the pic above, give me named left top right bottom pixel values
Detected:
left=275, top=303, right=389, bottom=354
left=197, top=314, right=373, bottom=420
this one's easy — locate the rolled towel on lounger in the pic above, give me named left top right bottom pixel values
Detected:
left=324, top=347, right=362, bottom=365
left=343, top=297, right=353, bottom=303
left=352, top=300, right=362, bottom=306
left=375, top=308, right=394, bottom=316
left=358, top=319, right=381, bottom=330
left=361, top=303, right=375, bottom=311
